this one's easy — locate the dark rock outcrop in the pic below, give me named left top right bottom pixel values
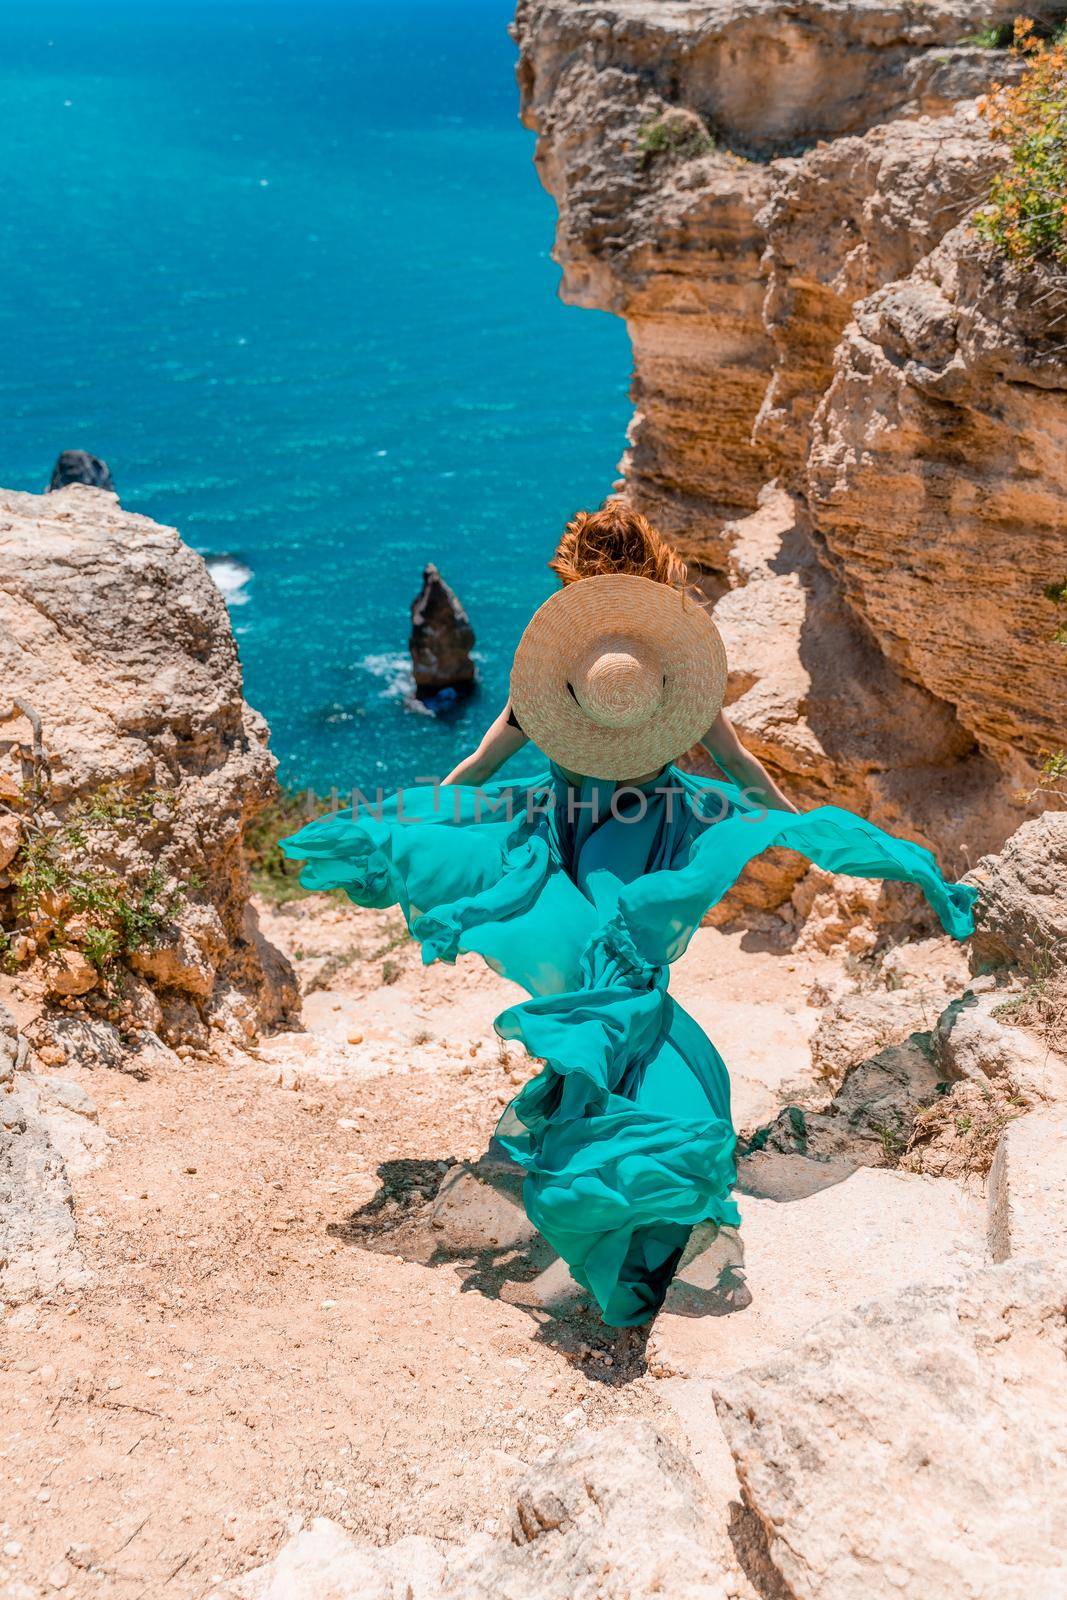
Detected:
left=47, top=450, right=115, bottom=494
left=409, top=563, right=476, bottom=702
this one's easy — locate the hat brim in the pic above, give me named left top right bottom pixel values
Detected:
left=510, top=574, right=728, bottom=781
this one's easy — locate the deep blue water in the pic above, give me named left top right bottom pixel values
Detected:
left=0, top=0, right=629, bottom=792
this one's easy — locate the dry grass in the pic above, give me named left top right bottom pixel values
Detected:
left=993, top=969, right=1067, bottom=1056
left=901, top=1078, right=1030, bottom=1178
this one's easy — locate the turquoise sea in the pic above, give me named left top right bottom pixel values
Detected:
left=0, top=0, right=629, bottom=793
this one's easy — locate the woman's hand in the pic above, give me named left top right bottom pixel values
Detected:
left=700, top=711, right=799, bottom=813
left=442, top=703, right=528, bottom=787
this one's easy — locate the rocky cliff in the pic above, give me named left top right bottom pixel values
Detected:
left=513, top=0, right=1067, bottom=882
left=0, top=484, right=296, bottom=1061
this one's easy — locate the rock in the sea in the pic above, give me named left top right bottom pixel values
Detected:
left=47, top=450, right=115, bottom=494
left=409, top=563, right=475, bottom=703
left=0, top=484, right=297, bottom=1046
left=713, top=1260, right=1067, bottom=1600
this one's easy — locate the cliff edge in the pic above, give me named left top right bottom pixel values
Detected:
left=0, top=484, right=297, bottom=1063
left=513, top=0, right=1067, bottom=895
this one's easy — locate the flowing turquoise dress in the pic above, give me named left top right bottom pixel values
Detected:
left=279, top=763, right=976, bottom=1327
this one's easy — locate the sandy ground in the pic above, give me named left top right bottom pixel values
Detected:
left=0, top=894, right=852, bottom=1598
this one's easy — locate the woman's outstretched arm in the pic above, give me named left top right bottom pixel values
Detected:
left=442, top=703, right=528, bottom=787
left=701, top=711, right=798, bottom=813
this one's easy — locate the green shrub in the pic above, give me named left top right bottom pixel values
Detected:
left=960, top=22, right=1016, bottom=49
left=636, top=113, right=715, bottom=167
left=1047, top=578, right=1067, bottom=645
left=244, top=785, right=315, bottom=903
left=11, top=808, right=185, bottom=973
left=975, top=20, right=1067, bottom=264
left=2, top=776, right=191, bottom=977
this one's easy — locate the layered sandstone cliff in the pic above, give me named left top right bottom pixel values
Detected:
left=513, top=0, right=1067, bottom=885
left=0, top=484, right=296, bottom=1057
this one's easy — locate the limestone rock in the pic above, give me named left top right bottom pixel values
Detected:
left=428, top=1158, right=537, bottom=1253
left=515, top=1, right=1023, bottom=561
left=0, top=485, right=297, bottom=1043
left=0, top=1004, right=88, bottom=1305
left=12, top=1064, right=105, bottom=1180
left=713, top=1261, right=1067, bottom=1600
left=449, top=1420, right=727, bottom=1600
left=226, top=1422, right=729, bottom=1600
left=809, top=988, right=944, bottom=1086
left=934, top=988, right=1063, bottom=1101
left=516, top=30, right=775, bottom=564
left=757, top=104, right=1001, bottom=473
left=967, top=811, right=1067, bottom=972
left=517, top=2, right=1017, bottom=163
left=712, top=492, right=1019, bottom=879
left=808, top=230, right=1067, bottom=785
left=31, top=1013, right=179, bottom=1076
left=900, top=988, right=1067, bottom=1176
left=25, top=1075, right=98, bottom=1122
left=128, top=901, right=227, bottom=998
left=40, top=948, right=97, bottom=997
left=47, top=450, right=114, bottom=494
left=652, top=1164, right=983, bottom=1380
left=987, top=1109, right=1067, bottom=1265
left=880, top=934, right=971, bottom=994
left=0, top=1001, right=26, bottom=1084
left=222, top=1518, right=444, bottom=1600
left=791, top=868, right=939, bottom=954
left=515, top=0, right=1056, bottom=901
left=749, top=1033, right=943, bottom=1167
left=409, top=564, right=475, bottom=702
left=0, top=813, right=20, bottom=872
left=158, top=992, right=210, bottom=1051
left=241, top=900, right=300, bottom=1028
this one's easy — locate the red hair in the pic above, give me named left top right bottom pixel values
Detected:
left=550, top=499, right=688, bottom=588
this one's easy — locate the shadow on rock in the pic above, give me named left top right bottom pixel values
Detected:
left=327, top=1148, right=659, bottom=1380
left=737, top=1028, right=954, bottom=1196
left=662, top=1223, right=754, bottom=1320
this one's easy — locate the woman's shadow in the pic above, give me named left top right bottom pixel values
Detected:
left=326, top=1139, right=758, bottom=1376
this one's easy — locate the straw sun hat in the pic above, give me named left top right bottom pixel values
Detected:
left=509, top=574, right=728, bottom=781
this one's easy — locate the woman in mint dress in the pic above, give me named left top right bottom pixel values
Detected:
left=280, top=503, right=976, bottom=1329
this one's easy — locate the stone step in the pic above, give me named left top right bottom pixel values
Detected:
left=987, top=1108, right=1067, bottom=1265
left=648, top=1161, right=985, bottom=1380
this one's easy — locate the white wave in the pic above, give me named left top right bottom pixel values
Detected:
left=360, top=651, right=418, bottom=704
left=207, top=557, right=253, bottom=608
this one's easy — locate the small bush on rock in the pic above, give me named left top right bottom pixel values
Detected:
left=1029, top=582, right=1067, bottom=800
left=244, top=784, right=314, bottom=903
left=960, top=22, right=1016, bottom=50
left=637, top=111, right=715, bottom=168
left=976, top=19, right=1067, bottom=263
left=2, top=782, right=187, bottom=979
